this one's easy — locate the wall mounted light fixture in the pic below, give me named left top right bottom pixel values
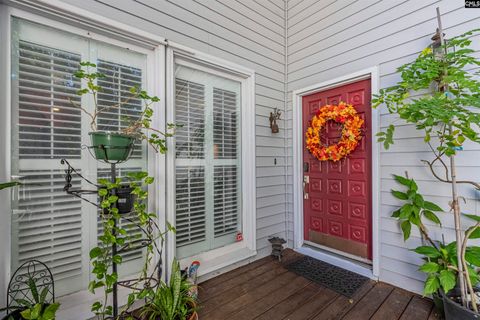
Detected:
left=269, top=108, right=281, bottom=133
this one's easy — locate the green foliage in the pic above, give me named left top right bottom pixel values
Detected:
left=390, top=174, right=480, bottom=295
left=20, top=303, right=60, bottom=320
left=388, top=174, right=473, bottom=295
left=90, top=172, right=175, bottom=319
left=415, top=243, right=459, bottom=295
left=141, top=260, right=197, bottom=320
left=390, top=174, right=443, bottom=241
left=0, top=181, right=21, bottom=190
left=375, top=27, right=480, bottom=304
left=72, top=62, right=177, bottom=153
left=0, top=279, right=61, bottom=320
left=372, top=29, right=480, bottom=155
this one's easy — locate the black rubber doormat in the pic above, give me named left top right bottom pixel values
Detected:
left=285, top=256, right=369, bottom=298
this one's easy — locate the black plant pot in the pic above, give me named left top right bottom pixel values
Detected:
left=432, top=291, right=445, bottom=318
left=442, top=290, right=480, bottom=319
left=102, top=185, right=135, bottom=215
left=115, top=185, right=135, bottom=214
left=2, top=308, right=26, bottom=320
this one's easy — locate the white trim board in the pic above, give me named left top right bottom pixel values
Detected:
left=5, top=0, right=167, bottom=49
left=295, top=246, right=374, bottom=279
left=291, top=67, right=381, bottom=280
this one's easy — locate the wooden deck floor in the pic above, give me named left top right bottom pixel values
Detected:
left=198, top=250, right=443, bottom=320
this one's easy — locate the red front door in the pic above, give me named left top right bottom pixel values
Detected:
left=302, top=79, right=372, bottom=260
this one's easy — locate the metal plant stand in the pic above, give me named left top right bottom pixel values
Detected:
left=6, top=260, right=55, bottom=315
left=61, top=143, right=162, bottom=319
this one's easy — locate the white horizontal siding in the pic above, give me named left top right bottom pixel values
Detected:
left=286, top=0, right=480, bottom=294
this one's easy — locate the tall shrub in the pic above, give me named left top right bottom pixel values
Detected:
left=373, top=28, right=480, bottom=309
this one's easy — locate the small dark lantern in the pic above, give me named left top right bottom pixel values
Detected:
left=269, top=108, right=281, bottom=133
left=268, top=237, right=286, bottom=261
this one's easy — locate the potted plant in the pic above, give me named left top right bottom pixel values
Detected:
left=88, top=172, right=176, bottom=320
left=1, top=278, right=59, bottom=320
left=373, top=24, right=480, bottom=318
left=140, top=259, right=198, bottom=320
left=388, top=174, right=449, bottom=315
left=64, top=63, right=183, bottom=319
left=71, top=61, right=175, bottom=161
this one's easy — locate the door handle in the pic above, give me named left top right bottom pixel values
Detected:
left=303, top=175, right=309, bottom=199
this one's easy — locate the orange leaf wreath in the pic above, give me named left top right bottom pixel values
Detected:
left=306, top=102, right=364, bottom=162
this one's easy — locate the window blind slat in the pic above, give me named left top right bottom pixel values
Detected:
left=13, top=169, right=83, bottom=280
left=214, top=165, right=239, bottom=237
left=213, top=88, right=238, bottom=160
left=175, top=79, right=205, bottom=160
left=175, top=166, right=206, bottom=247
left=17, top=41, right=82, bottom=160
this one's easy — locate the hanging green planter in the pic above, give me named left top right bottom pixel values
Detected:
left=89, top=131, right=136, bottom=162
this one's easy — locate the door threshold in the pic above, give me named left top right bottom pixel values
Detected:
left=296, top=244, right=376, bottom=280
left=304, top=240, right=372, bottom=265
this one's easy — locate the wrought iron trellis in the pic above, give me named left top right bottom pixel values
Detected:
left=61, top=150, right=163, bottom=319
left=6, top=260, right=55, bottom=314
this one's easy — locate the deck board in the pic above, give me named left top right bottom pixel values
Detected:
left=371, top=288, right=414, bottom=320
left=399, top=296, right=433, bottom=320
left=197, top=249, right=441, bottom=319
left=254, top=283, right=322, bottom=320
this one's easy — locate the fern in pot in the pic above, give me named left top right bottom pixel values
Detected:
left=71, top=61, right=175, bottom=161
left=140, top=260, right=198, bottom=320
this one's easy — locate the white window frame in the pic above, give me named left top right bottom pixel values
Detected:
left=166, top=44, right=256, bottom=277
left=0, top=3, right=167, bottom=319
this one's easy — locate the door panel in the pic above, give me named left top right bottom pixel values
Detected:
left=302, top=79, right=372, bottom=260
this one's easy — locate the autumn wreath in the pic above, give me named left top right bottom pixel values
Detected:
left=306, top=102, right=364, bottom=162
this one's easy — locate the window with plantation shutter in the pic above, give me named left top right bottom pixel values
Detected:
left=175, top=79, right=205, bottom=159
left=96, top=60, right=144, bottom=158
left=175, top=63, right=242, bottom=259
left=11, top=18, right=149, bottom=296
left=17, top=41, right=82, bottom=159
left=13, top=169, right=83, bottom=281
left=213, top=88, right=238, bottom=160
left=214, top=165, right=239, bottom=237
left=175, top=166, right=206, bottom=247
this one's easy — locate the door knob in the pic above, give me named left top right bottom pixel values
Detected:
left=303, top=175, right=309, bottom=199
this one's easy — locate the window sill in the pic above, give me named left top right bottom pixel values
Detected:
left=56, top=279, right=142, bottom=320
left=179, top=243, right=257, bottom=279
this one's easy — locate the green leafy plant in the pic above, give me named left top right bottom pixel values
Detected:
left=140, top=259, right=197, bottom=320
left=0, top=277, right=60, bottom=320
left=374, top=27, right=480, bottom=310
left=390, top=175, right=480, bottom=296
left=88, top=172, right=175, bottom=319
left=68, top=62, right=178, bottom=319
left=390, top=174, right=443, bottom=242
left=71, top=61, right=176, bottom=153
left=19, top=304, right=59, bottom=320
left=0, top=181, right=21, bottom=190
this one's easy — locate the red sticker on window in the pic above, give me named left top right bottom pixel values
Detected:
left=236, top=232, right=243, bottom=242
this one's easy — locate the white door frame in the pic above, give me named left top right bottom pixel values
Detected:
left=291, top=67, right=381, bottom=279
